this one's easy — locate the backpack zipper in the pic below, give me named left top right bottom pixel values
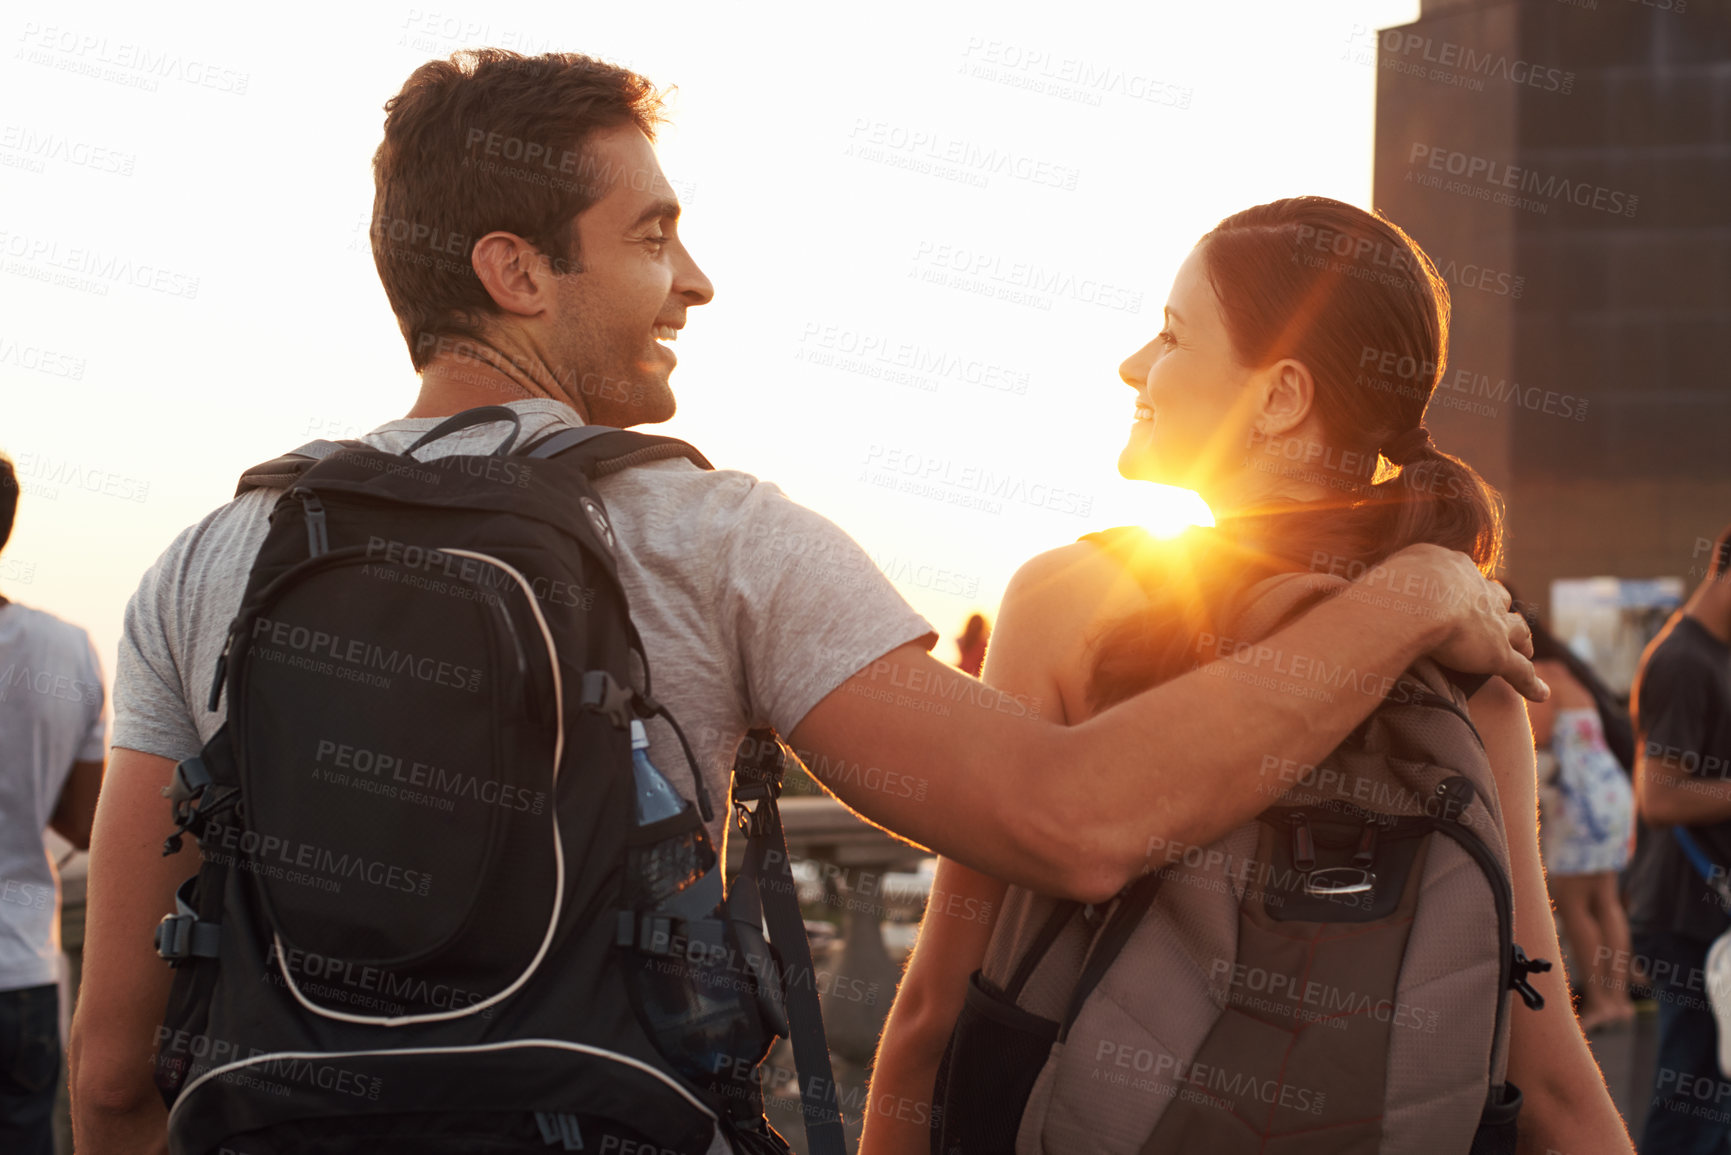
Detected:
left=290, top=487, right=329, bottom=557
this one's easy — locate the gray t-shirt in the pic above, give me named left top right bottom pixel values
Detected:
left=0, top=602, right=106, bottom=990
left=114, top=399, right=936, bottom=853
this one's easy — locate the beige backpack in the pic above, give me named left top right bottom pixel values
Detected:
left=930, top=570, right=1549, bottom=1155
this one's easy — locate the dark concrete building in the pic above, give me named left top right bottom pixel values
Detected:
left=1372, top=0, right=1730, bottom=618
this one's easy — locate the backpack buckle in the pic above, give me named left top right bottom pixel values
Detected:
left=730, top=730, right=786, bottom=839
left=161, top=757, right=215, bottom=856
left=1509, top=943, right=1553, bottom=1010
left=154, top=896, right=221, bottom=965
left=579, top=671, right=635, bottom=729
left=732, top=790, right=776, bottom=839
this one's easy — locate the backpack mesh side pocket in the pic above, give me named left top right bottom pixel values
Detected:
left=931, top=971, right=1059, bottom=1155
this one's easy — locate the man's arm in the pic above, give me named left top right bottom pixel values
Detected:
left=1632, top=646, right=1725, bottom=827
left=49, top=758, right=104, bottom=850
left=791, top=543, right=1540, bottom=904
left=1634, top=744, right=1731, bottom=828
left=70, top=747, right=190, bottom=1155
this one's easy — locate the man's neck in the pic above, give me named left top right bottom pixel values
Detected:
left=407, top=347, right=587, bottom=422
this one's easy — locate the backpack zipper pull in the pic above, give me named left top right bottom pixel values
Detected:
left=207, top=629, right=234, bottom=712
left=291, top=487, right=329, bottom=557
left=1289, top=812, right=1316, bottom=872
left=1353, top=823, right=1378, bottom=869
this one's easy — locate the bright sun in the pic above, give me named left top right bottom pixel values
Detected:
left=1141, top=485, right=1216, bottom=539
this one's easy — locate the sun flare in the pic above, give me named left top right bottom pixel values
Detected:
left=1141, top=485, right=1215, bottom=539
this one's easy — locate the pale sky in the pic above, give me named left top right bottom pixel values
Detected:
left=0, top=0, right=1419, bottom=691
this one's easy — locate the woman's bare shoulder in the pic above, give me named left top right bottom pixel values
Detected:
left=1003, top=533, right=1166, bottom=622
left=994, top=532, right=1172, bottom=721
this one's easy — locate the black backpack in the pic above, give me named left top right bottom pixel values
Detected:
left=151, top=405, right=845, bottom=1155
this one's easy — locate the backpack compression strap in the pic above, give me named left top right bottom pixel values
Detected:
left=727, top=730, right=846, bottom=1155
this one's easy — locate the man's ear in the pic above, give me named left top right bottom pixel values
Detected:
left=1251, top=358, right=1316, bottom=440
left=470, top=231, right=556, bottom=319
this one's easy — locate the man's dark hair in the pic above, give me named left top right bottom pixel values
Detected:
left=0, top=453, right=16, bottom=553
left=1710, top=523, right=1731, bottom=581
left=371, top=49, right=666, bottom=370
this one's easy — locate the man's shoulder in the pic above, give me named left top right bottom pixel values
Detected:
left=1643, top=616, right=1728, bottom=686
left=598, top=457, right=828, bottom=538
left=2, top=601, right=95, bottom=654
left=129, top=489, right=279, bottom=623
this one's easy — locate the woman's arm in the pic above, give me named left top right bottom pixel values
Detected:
left=1470, top=679, right=1633, bottom=1154
left=859, top=860, right=1008, bottom=1154
left=861, top=544, right=1113, bottom=1155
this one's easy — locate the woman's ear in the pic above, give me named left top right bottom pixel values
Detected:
left=1251, top=358, right=1316, bottom=439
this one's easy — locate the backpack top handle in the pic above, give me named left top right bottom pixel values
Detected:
left=404, top=404, right=523, bottom=459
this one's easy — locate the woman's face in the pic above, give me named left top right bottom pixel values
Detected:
left=1117, top=244, right=1265, bottom=497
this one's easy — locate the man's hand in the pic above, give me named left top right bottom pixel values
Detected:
left=1363, top=544, right=1547, bottom=701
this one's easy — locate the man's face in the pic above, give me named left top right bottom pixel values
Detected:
left=544, top=124, right=712, bottom=426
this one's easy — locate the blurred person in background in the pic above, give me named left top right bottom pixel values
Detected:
left=953, top=613, right=990, bottom=677
left=0, top=454, right=106, bottom=1155
left=1516, top=597, right=1638, bottom=1034
left=1625, top=524, right=1731, bottom=1154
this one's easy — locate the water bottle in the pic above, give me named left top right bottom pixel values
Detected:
left=626, top=719, right=711, bottom=909
left=621, top=722, right=761, bottom=1095
left=631, top=720, right=685, bottom=824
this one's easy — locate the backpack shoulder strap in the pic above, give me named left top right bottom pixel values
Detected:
left=1223, top=571, right=1348, bottom=644
left=519, top=425, right=713, bottom=475
left=1227, top=569, right=1492, bottom=705
left=233, top=439, right=367, bottom=497
left=725, top=730, right=846, bottom=1155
